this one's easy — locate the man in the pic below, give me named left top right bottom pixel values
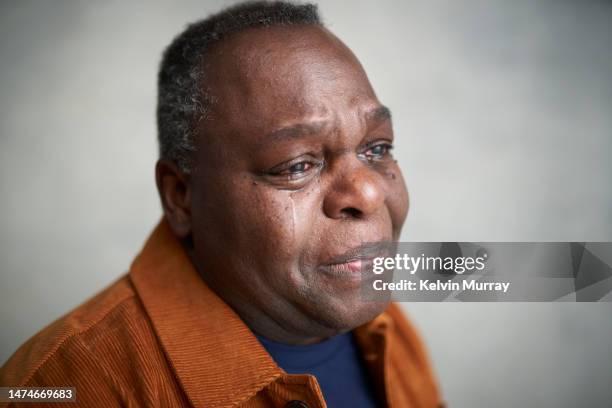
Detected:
left=1, top=2, right=442, bottom=407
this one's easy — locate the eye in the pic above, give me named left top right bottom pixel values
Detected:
left=286, top=161, right=313, bottom=174
left=267, top=157, right=323, bottom=181
left=362, top=142, right=394, bottom=161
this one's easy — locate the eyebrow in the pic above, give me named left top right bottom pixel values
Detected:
left=258, top=105, right=392, bottom=148
left=260, top=121, right=329, bottom=148
left=367, top=105, right=392, bottom=124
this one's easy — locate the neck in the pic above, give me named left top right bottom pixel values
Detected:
left=215, top=286, right=338, bottom=345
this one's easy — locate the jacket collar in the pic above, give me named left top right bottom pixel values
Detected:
left=129, top=219, right=283, bottom=408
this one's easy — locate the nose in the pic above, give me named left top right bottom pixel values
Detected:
left=323, top=161, right=386, bottom=220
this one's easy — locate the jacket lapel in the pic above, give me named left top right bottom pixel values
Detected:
left=129, top=219, right=283, bottom=408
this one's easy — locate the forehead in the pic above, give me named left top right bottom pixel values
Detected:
left=199, top=25, right=378, bottom=137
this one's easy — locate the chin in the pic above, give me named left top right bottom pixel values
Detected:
left=307, top=296, right=391, bottom=333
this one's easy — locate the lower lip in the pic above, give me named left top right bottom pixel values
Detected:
left=318, top=259, right=375, bottom=282
left=329, top=259, right=364, bottom=275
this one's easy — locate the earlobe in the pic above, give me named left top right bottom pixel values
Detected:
left=155, top=159, right=192, bottom=239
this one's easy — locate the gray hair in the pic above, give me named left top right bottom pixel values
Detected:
left=157, top=1, right=322, bottom=173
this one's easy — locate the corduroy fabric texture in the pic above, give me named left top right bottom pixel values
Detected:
left=1, top=219, right=443, bottom=407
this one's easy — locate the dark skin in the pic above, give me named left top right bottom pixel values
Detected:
left=156, top=25, right=409, bottom=345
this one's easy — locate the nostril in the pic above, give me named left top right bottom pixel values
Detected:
left=341, top=207, right=362, bottom=218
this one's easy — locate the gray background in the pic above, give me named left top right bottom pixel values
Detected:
left=1, top=1, right=611, bottom=407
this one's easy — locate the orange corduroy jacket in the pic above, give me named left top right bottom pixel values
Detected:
left=1, top=220, right=443, bottom=408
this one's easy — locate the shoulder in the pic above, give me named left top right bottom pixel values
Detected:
left=0, top=275, right=170, bottom=405
left=385, top=302, right=433, bottom=367
left=385, top=303, right=443, bottom=405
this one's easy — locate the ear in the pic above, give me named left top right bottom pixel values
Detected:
left=155, top=159, right=192, bottom=239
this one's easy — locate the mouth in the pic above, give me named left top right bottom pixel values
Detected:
left=317, top=241, right=391, bottom=281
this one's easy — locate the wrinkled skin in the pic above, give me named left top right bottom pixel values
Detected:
left=156, top=25, right=409, bottom=344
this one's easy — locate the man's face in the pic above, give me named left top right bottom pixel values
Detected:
left=188, top=25, right=409, bottom=341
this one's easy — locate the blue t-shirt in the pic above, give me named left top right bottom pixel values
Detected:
left=256, top=332, right=379, bottom=408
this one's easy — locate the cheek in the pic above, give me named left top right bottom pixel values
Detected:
left=385, top=166, right=409, bottom=238
left=237, top=185, right=316, bottom=265
left=238, top=185, right=328, bottom=296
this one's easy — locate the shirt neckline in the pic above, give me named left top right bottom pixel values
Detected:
left=256, top=332, right=353, bottom=370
